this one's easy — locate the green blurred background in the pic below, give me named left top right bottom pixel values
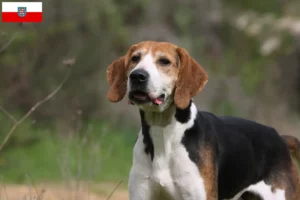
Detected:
left=0, top=0, right=300, bottom=191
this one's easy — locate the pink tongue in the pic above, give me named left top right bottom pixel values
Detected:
left=153, top=98, right=163, bottom=105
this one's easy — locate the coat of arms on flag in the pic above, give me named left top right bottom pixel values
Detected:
left=17, top=7, right=27, bottom=18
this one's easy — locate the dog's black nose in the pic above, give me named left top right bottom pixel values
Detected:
left=129, top=69, right=149, bottom=84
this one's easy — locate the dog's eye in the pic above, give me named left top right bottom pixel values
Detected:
left=158, top=58, right=171, bottom=66
left=131, top=55, right=140, bottom=62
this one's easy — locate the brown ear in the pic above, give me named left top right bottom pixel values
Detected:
left=174, top=48, right=208, bottom=109
left=106, top=45, right=138, bottom=102
left=106, top=56, right=127, bottom=102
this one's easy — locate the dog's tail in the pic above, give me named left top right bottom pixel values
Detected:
left=281, top=135, right=300, bottom=174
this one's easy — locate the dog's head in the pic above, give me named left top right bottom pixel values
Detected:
left=106, top=41, right=208, bottom=112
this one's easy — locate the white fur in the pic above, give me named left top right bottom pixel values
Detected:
left=225, top=181, right=286, bottom=200
left=128, top=103, right=207, bottom=200
left=128, top=52, right=175, bottom=112
left=245, top=181, right=285, bottom=200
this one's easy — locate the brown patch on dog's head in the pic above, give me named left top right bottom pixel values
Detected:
left=174, top=47, right=208, bottom=109
left=154, top=50, right=179, bottom=79
left=106, top=45, right=137, bottom=102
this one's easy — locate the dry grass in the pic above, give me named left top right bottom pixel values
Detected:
left=0, top=182, right=128, bottom=200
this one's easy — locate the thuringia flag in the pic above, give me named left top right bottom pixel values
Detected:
left=2, top=2, right=42, bottom=23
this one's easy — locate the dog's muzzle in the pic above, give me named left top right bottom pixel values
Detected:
left=128, top=69, right=165, bottom=105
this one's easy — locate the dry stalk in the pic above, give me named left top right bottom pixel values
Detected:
left=106, top=180, right=123, bottom=200
left=0, top=67, right=71, bottom=152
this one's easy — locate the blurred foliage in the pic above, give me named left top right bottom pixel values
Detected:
left=227, top=0, right=283, bottom=14
left=0, top=121, right=135, bottom=183
left=0, top=0, right=299, bottom=125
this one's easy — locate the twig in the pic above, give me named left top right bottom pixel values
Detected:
left=106, top=180, right=123, bottom=200
left=25, top=173, right=39, bottom=199
left=0, top=68, right=71, bottom=152
left=38, top=189, right=46, bottom=200
left=0, top=32, right=17, bottom=54
left=26, top=178, right=33, bottom=200
left=0, top=175, right=3, bottom=200
left=25, top=173, right=46, bottom=200
left=0, top=107, right=17, bottom=123
left=3, top=185, right=8, bottom=200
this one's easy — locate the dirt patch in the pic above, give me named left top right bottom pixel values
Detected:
left=0, top=182, right=128, bottom=200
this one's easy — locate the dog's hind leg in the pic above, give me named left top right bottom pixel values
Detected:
left=242, top=181, right=285, bottom=200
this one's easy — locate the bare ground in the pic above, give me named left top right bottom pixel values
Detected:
left=0, top=182, right=128, bottom=200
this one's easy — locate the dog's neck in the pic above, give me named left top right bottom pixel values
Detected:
left=140, top=100, right=193, bottom=127
left=138, top=100, right=195, bottom=161
left=142, top=103, right=176, bottom=127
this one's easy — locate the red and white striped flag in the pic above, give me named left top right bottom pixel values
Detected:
left=2, top=2, right=42, bottom=23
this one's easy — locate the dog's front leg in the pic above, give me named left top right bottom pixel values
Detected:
left=128, top=167, right=155, bottom=200
left=128, top=133, right=155, bottom=200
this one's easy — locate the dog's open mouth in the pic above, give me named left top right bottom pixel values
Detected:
left=129, top=91, right=165, bottom=105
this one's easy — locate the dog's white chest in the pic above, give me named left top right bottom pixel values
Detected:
left=149, top=126, right=180, bottom=197
left=128, top=112, right=207, bottom=200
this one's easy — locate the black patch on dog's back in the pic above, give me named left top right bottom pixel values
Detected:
left=139, top=110, right=154, bottom=160
left=180, top=108, right=291, bottom=199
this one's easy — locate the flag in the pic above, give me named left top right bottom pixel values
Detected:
left=2, top=2, right=42, bottom=23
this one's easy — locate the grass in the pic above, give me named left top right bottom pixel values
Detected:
left=0, top=120, right=136, bottom=184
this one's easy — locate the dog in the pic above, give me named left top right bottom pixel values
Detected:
left=106, top=41, right=300, bottom=200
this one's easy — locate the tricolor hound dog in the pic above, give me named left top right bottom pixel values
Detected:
left=106, top=41, right=300, bottom=200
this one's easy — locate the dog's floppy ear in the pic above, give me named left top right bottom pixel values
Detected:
left=106, top=56, right=127, bottom=102
left=106, top=45, right=137, bottom=102
left=174, top=48, right=208, bottom=109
